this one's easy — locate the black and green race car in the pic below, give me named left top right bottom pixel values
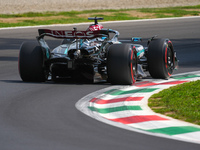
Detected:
left=18, top=17, right=178, bottom=85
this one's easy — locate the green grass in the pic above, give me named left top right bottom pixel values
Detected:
left=148, top=80, right=200, bottom=125
left=0, top=5, right=200, bottom=28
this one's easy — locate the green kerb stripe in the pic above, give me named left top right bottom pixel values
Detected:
left=104, top=88, right=158, bottom=96
left=88, top=105, right=142, bottom=114
left=147, top=126, right=200, bottom=135
left=172, top=74, right=200, bottom=80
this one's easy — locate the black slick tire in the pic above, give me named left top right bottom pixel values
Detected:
left=18, top=41, right=46, bottom=82
left=107, top=44, right=137, bottom=85
left=147, top=38, right=175, bottom=79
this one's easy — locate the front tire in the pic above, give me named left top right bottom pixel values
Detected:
left=147, top=38, right=175, bottom=79
left=18, top=41, right=46, bottom=82
left=107, top=44, right=137, bottom=85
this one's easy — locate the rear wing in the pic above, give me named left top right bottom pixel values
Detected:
left=38, top=29, right=110, bottom=39
left=37, top=28, right=119, bottom=59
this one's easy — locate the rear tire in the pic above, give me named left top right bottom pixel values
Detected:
left=107, top=44, right=137, bottom=85
left=18, top=41, right=46, bottom=82
left=147, top=38, right=175, bottom=79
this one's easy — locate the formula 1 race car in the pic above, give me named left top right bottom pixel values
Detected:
left=18, top=17, right=178, bottom=85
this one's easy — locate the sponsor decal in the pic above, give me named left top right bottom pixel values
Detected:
left=41, top=29, right=101, bottom=39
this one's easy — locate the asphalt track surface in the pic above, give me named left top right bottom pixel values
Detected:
left=0, top=17, right=200, bottom=150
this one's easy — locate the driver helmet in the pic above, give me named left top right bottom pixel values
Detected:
left=87, top=24, right=103, bottom=31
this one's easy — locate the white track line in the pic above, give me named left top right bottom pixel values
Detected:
left=0, top=16, right=200, bottom=30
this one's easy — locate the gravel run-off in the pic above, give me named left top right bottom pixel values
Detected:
left=0, top=0, right=200, bottom=14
